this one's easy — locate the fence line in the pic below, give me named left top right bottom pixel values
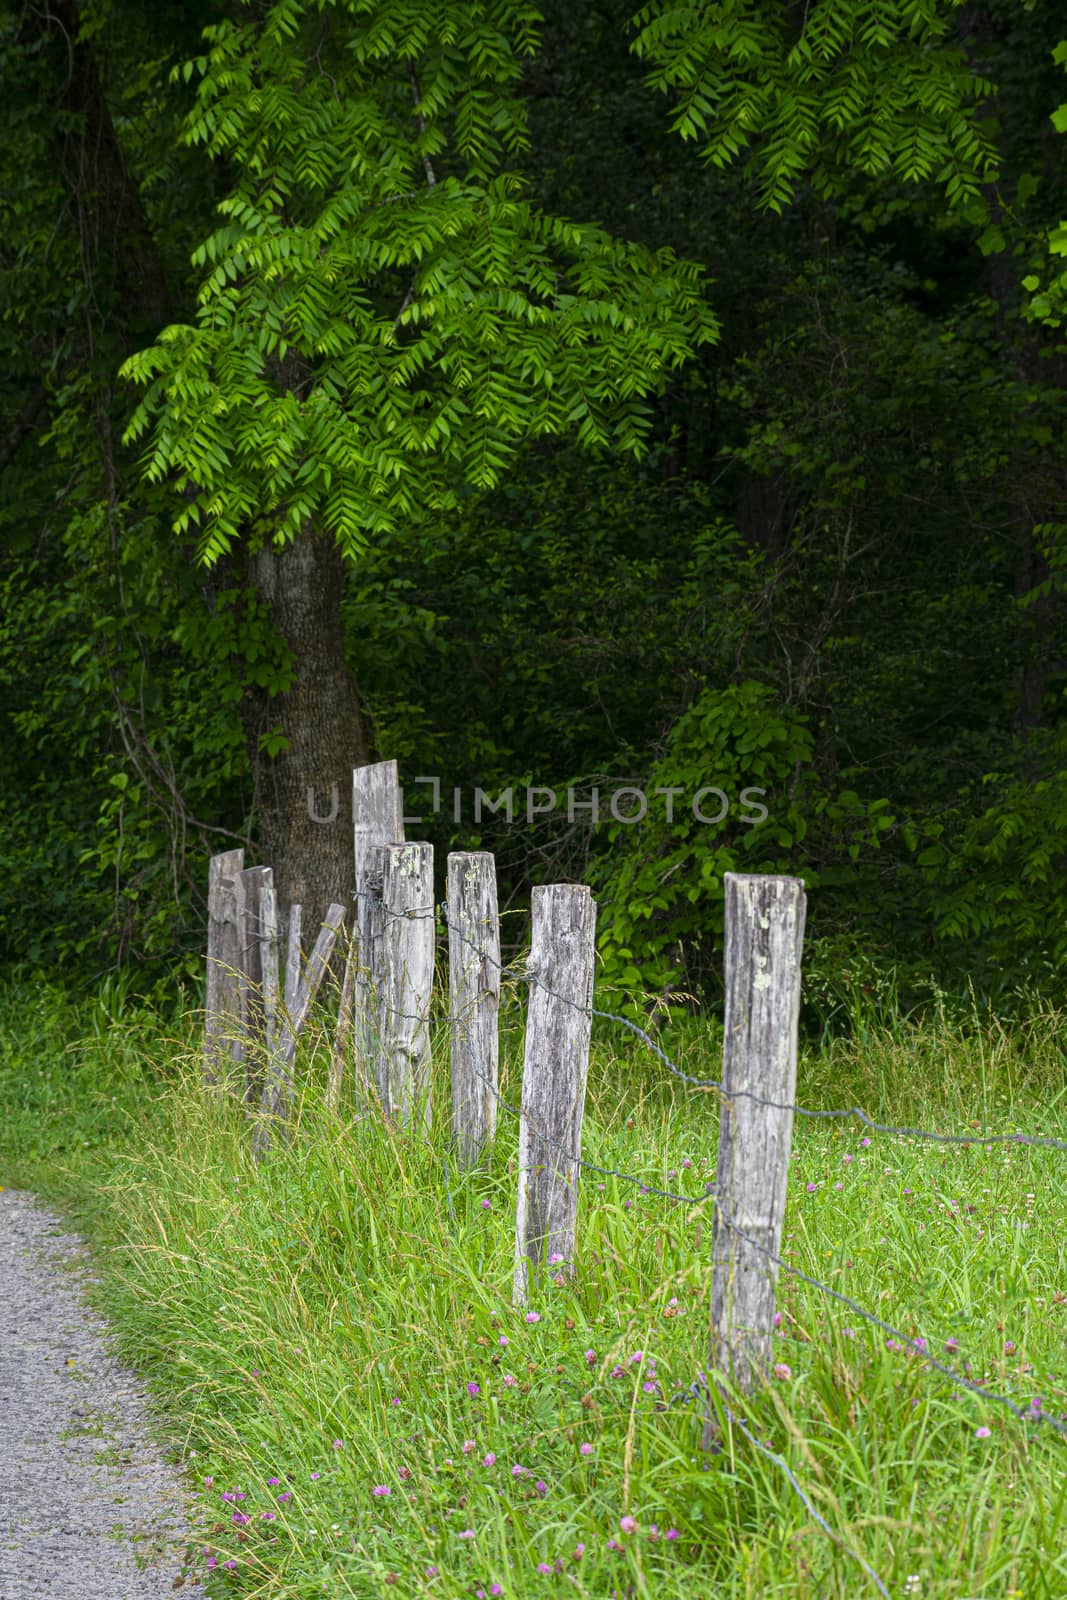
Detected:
left=209, top=858, right=1067, bottom=1423
left=352, top=887, right=1067, bottom=1156
left=204, top=830, right=1067, bottom=1593
left=660, top=1378, right=892, bottom=1598
left=313, top=904, right=1067, bottom=1441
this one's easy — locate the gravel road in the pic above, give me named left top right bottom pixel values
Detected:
left=0, top=1189, right=193, bottom=1599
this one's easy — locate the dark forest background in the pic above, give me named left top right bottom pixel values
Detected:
left=2, top=0, right=1065, bottom=1029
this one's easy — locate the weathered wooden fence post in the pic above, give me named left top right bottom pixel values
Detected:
left=447, top=851, right=500, bottom=1169
left=238, top=864, right=280, bottom=1114
left=283, top=903, right=302, bottom=1024
left=707, top=872, right=806, bottom=1432
left=204, top=848, right=245, bottom=1087
left=379, top=843, right=435, bottom=1127
left=253, top=901, right=346, bottom=1156
left=513, top=884, right=596, bottom=1308
left=330, top=761, right=404, bottom=1108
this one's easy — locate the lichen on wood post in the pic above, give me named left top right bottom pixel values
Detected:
left=513, top=884, right=596, bottom=1308
left=380, top=843, right=435, bottom=1128
left=447, top=851, right=500, bottom=1169
left=707, top=871, right=806, bottom=1433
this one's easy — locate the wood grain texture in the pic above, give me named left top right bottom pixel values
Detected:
left=327, top=927, right=354, bottom=1114
left=238, top=865, right=277, bottom=1114
left=380, top=844, right=434, bottom=1128
left=708, top=872, right=806, bottom=1409
left=283, top=902, right=303, bottom=1017
left=333, top=761, right=405, bottom=1102
left=513, top=884, right=596, bottom=1307
left=204, top=848, right=245, bottom=1087
left=447, top=852, right=500, bottom=1170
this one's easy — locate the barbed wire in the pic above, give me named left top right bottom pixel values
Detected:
left=233, top=896, right=1067, bottom=1446
left=420, top=925, right=1067, bottom=1441
left=462, top=1052, right=1067, bottom=1440
left=711, top=1206, right=1066, bottom=1440
left=691, top=1379, right=892, bottom=1598
left=649, top=1378, right=891, bottom=1591
left=346, top=888, right=1067, bottom=1154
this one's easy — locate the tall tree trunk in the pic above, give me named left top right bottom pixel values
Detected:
left=239, top=528, right=370, bottom=934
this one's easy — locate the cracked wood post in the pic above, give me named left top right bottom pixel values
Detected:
left=379, top=843, right=434, bottom=1128
left=254, top=901, right=346, bottom=1156
left=238, top=865, right=280, bottom=1117
left=330, top=761, right=404, bottom=1109
left=707, top=872, right=806, bottom=1433
left=283, top=902, right=303, bottom=1021
left=204, top=848, right=245, bottom=1088
left=513, top=884, right=596, bottom=1308
left=447, top=851, right=500, bottom=1170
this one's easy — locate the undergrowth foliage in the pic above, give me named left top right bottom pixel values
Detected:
left=1, top=981, right=1065, bottom=1597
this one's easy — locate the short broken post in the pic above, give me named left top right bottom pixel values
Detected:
left=513, top=884, right=596, bottom=1308
left=204, top=848, right=245, bottom=1087
left=707, top=872, right=806, bottom=1442
left=379, top=843, right=434, bottom=1128
left=447, top=851, right=500, bottom=1169
left=331, top=760, right=404, bottom=1106
left=254, top=901, right=346, bottom=1156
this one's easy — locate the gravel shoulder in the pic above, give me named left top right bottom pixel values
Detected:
left=0, top=1188, right=194, bottom=1599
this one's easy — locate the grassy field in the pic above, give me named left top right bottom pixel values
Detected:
left=0, top=978, right=1065, bottom=1599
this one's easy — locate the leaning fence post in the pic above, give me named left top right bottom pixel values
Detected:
left=331, top=760, right=405, bottom=1106
left=253, top=901, right=346, bottom=1156
left=513, top=884, right=596, bottom=1308
left=448, top=851, right=500, bottom=1169
left=238, top=865, right=280, bottom=1114
left=380, top=843, right=434, bottom=1128
left=707, top=872, right=806, bottom=1429
left=204, top=848, right=245, bottom=1087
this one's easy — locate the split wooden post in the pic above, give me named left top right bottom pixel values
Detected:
left=447, top=852, right=500, bottom=1169
left=253, top=901, right=346, bottom=1156
left=283, top=903, right=303, bottom=1021
left=707, top=872, right=806, bottom=1429
left=379, top=843, right=435, bottom=1127
left=204, top=848, right=245, bottom=1087
left=330, top=761, right=404, bottom=1108
left=238, top=864, right=280, bottom=1115
left=513, top=884, right=596, bottom=1308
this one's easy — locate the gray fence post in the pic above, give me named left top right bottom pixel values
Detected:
left=204, top=848, right=245, bottom=1087
left=380, top=843, right=435, bottom=1127
left=331, top=761, right=404, bottom=1107
left=447, top=851, right=500, bottom=1169
left=238, top=864, right=279, bottom=1115
left=513, top=884, right=596, bottom=1308
left=283, top=902, right=302, bottom=1021
left=708, top=872, right=806, bottom=1426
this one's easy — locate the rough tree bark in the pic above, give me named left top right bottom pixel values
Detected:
left=239, top=528, right=371, bottom=934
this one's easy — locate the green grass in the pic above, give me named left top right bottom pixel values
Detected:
left=1, top=979, right=1066, bottom=1598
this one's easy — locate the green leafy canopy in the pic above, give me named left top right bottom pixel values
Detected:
left=120, top=0, right=718, bottom=563
left=630, top=0, right=999, bottom=213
